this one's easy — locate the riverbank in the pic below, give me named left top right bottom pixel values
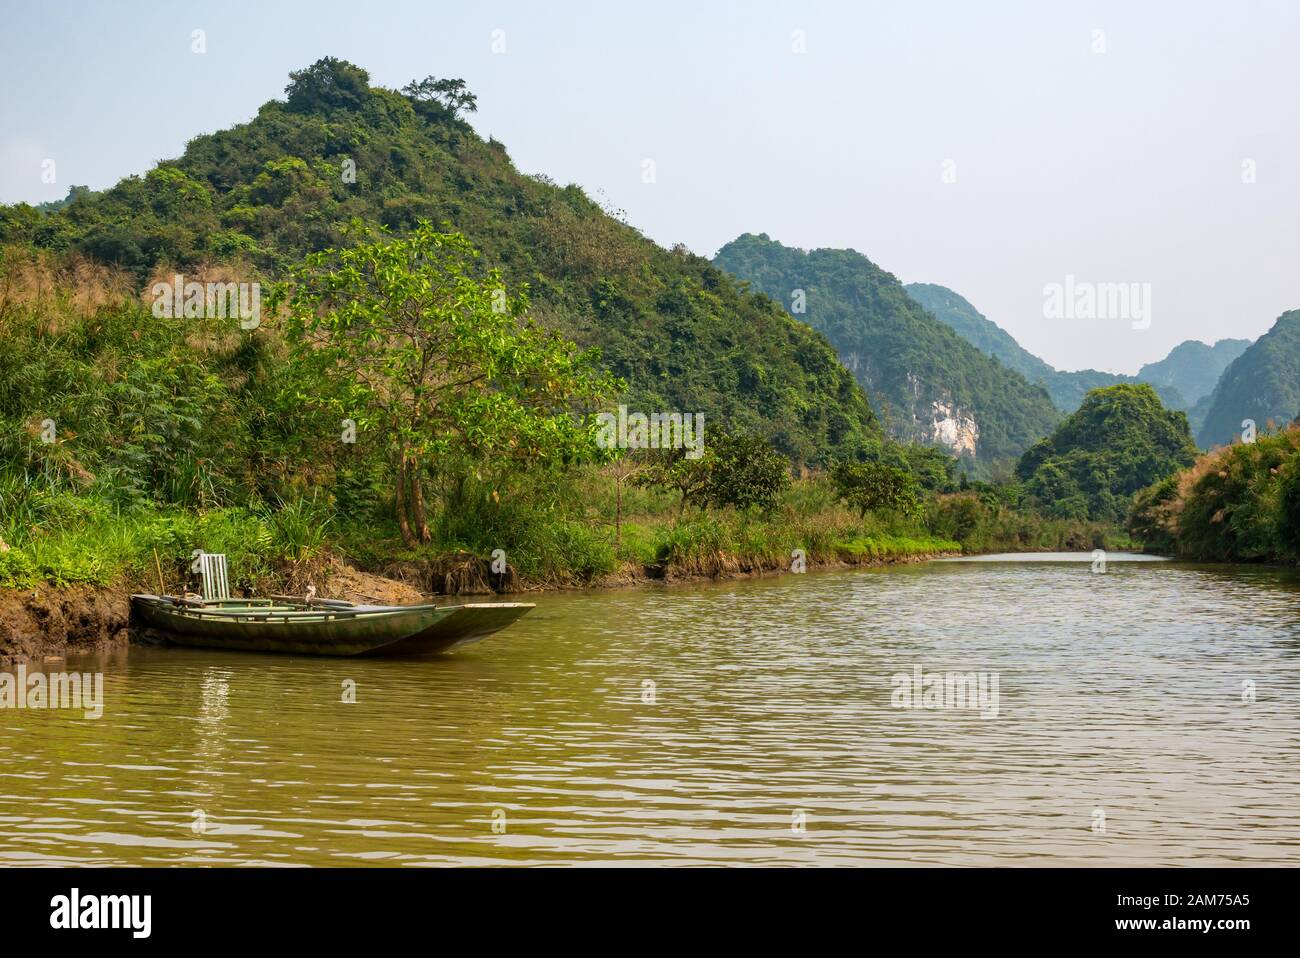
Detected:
left=0, top=538, right=960, bottom=662
left=1, top=467, right=1144, bottom=662
left=0, top=583, right=129, bottom=665
left=1, top=467, right=1127, bottom=589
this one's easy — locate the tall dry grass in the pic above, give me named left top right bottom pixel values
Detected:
left=0, top=246, right=134, bottom=332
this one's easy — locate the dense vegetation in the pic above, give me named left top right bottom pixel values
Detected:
left=0, top=58, right=876, bottom=465
left=0, top=241, right=959, bottom=593
left=715, top=235, right=1061, bottom=473
left=277, top=224, right=617, bottom=547
left=0, top=234, right=1137, bottom=594
left=1016, top=384, right=1198, bottom=522
left=1196, top=310, right=1300, bottom=449
left=1129, top=425, right=1300, bottom=563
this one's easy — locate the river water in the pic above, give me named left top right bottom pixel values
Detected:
left=3, top=554, right=1299, bottom=866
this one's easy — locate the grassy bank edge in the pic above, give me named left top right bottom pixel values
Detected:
left=0, top=524, right=964, bottom=598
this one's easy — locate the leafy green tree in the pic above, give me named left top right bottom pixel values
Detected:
left=1166, top=428, right=1300, bottom=561
left=635, top=447, right=710, bottom=515
left=402, top=76, right=478, bottom=118
left=1127, top=474, right=1180, bottom=553
left=635, top=429, right=790, bottom=514
left=702, top=430, right=791, bottom=512
left=35, top=185, right=90, bottom=213
left=870, top=442, right=958, bottom=492
left=285, top=57, right=372, bottom=113
left=1277, top=455, right=1300, bottom=559
left=925, top=491, right=1001, bottom=547
left=830, top=460, right=921, bottom=519
left=278, top=223, right=617, bottom=547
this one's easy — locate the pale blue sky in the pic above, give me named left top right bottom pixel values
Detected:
left=2, top=0, right=1296, bottom=373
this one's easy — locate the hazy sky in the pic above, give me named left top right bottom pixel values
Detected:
left=2, top=0, right=1297, bottom=373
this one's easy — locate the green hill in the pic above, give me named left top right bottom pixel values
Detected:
left=1052, top=369, right=1185, bottom=417
left=0, top=58, right=876, bottom=465
left=903, top=282, right=1054, bottom=383
left=714, top=234, right=1060, bottom=473
left=1137, top=338, right=1250, bottom=406
left=1198, top=310, right=1300, bottom=448
left=1017, top=384, right=1198, bottom=522
left=903, top=283, right=1227, bottom=416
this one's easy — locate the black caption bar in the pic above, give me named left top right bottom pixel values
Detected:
left=0, top=867, right=1285, bottom=945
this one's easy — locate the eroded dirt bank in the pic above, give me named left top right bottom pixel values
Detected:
left=0, top=585, right=131, bottom=665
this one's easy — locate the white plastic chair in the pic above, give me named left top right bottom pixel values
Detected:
left=199, top=553, right=231, bottom=602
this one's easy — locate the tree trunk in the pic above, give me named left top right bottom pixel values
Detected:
left=615, top=477, right=623, bottom=549
left=409, top=457, right=431, bottom=543
left=395, top=454, right=417, bottom=548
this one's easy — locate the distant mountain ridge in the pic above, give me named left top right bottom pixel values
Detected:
left=1197, top=310, right=1300, bottom=448
left=714, top=234, right=1060, bottom=471
left=903, top=283, right=1055, bottom=384
left=1136, top=338, right=1251, bottom=405
left=904, top=283, right=1250, bottom=426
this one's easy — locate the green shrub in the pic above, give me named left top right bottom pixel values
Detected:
left=1170, top=429, right=1300, bottom=562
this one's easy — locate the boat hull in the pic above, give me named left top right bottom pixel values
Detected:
left=130, top=596, right=534, bottom=657
left=362, top=603, right=535, bottom=656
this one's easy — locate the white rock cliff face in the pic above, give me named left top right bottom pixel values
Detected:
left=930, top=400, right=979, bottom=457
left=899, top=373, right=980, bottom=459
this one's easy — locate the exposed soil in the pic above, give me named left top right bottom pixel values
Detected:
left=378, top=552, right=520, bottom=596
left=0, top=584, right=131, bottom=665
left=319, top=561, right=426, bottom=604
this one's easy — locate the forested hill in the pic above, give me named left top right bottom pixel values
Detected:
left=1198, top=310, right=1300, bottom=448
left=1136, top=338, right=1251, bottom=408
left=1017, top=384, right=1198, bottom=523
left=714, top=234, right=1060, bottom=472
left=903, top=282, right=1218, bottom=416
left=903, top=282, right=1055, bottom=385
left=0, top=58, right=877, bottom=465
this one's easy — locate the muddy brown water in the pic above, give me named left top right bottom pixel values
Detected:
left=2, top=554, right=1299, bottom=866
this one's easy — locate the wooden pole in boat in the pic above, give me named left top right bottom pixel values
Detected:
left=152, top=547, right=166, bottom=596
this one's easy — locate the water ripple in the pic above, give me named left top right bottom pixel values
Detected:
left=2, top=557, right=1299, bottom=865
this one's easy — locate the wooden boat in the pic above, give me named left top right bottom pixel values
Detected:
left=130, top=594, right=535, bottom=657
